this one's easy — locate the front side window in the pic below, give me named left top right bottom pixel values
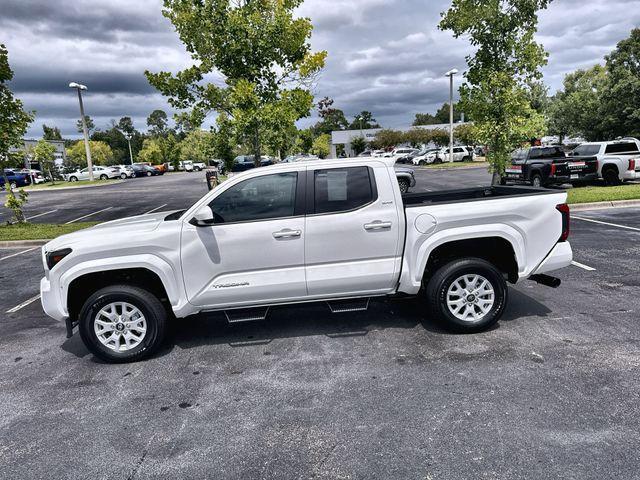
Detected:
left=314, top=167, right=374, bottom=214
left=208, top=172, right=298, bottom=224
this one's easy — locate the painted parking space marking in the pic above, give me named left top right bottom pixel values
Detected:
left=573, top=215, right=640, bottom=232
left=0, top=247, right=40, bottom=262
left=571, top=261, right=596, bottom=271
left=26, top=209, right=58, bottom=220
left=6, top=294, right=41, bottom=313
left=145, top=204, right=168, bottom=214
left=64, top=207, right=113, bottom=224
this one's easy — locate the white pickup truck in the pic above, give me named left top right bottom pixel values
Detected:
left=570, top=138, right=640, bottom=185
left=41, top=158, right=573, bottom=363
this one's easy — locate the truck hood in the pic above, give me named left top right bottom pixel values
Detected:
left=44, top=210, right=180, bottom=251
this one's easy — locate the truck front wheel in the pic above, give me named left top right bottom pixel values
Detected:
left=78, top=284, right=167, bottom=363
left=425, top=258, right=507, bottom=333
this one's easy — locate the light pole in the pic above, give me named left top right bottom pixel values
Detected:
left=69, top=82, right=94, bottom=180
left=124, top=132, right=134, bottom=165
left=444, top=69, right=458, bottom=162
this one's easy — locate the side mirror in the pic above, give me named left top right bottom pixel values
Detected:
left=189, top=206, right=214, bottom=227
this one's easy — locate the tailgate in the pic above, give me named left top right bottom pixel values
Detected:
left=554, top=156, right=598, bottom=177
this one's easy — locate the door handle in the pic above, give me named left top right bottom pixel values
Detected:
left=364, top=221, right=392, bottom=231
left=273, top=229, right=302, bottom=239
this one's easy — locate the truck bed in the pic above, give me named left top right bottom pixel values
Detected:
left=402, top=185, right=556, bottom=207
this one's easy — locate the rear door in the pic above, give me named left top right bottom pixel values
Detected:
left=304, top=163, right=402, bottom=297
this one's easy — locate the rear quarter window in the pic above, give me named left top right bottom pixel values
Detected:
left=605, top=142, right=640, bottom=154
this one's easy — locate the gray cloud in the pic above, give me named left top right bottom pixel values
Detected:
left=2, top=0, right=639, bottom=137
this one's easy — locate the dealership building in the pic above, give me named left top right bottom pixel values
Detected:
left=330, top=122, right=470, bottom=158
left=9, top=139, right=67, bottom=169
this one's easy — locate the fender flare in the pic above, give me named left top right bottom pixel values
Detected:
left=59, top=254, right=184, bottom=312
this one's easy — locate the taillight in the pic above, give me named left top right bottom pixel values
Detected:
left=550, top=163, right=557, bottom=176
left=629, top=159, right=636, bottom=171
left=556, top=204, right=570, bottom=242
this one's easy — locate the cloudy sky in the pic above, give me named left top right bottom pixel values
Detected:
left=3, top=0, right=639, bottom=138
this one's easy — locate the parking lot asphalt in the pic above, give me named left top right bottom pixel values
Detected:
left=1, top=167, right=640, bottom=479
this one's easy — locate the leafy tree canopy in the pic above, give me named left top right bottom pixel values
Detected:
left=42, top=124, right=62, bottom=140
left=66, top=140, right=113, bottom=167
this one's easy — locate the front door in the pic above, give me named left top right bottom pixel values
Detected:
left=181, top=170, right=307, bottom=308
left=304, top=164, right=402, bottom=297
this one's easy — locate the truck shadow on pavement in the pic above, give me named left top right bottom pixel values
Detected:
left=60, top=288, right=552, bottom=361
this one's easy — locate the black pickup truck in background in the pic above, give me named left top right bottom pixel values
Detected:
left=503, top=146, right=599, bottom=187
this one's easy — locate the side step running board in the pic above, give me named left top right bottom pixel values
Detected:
left=224, top=307, right=269, bottom=323
left=327, top=298, right=370, bottom=313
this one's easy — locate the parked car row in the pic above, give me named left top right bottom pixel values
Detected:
left=502, top=138, right=640, bottom=188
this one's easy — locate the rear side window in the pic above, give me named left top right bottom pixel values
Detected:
left=208, top=172, right=298, bottom=223
left=313, top=167, right=375, bottom=214
left=572, top=145, right=601, bottom=156
left=605, top=142, right=640, bottom=154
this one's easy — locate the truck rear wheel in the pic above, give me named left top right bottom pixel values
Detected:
left=530, top=174, right=543, bottom=188
left=398, top=178, right=410, bottom=194
left=602, top=167, right=621, bottom=186
left=425, top=258, right=507, bottom=333
left=78, top=284, right=167, bottom=363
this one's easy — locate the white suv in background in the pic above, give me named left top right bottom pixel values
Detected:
left=383, top=147, right=419, bottom=158
left=570, top=138, right=640, bottom=185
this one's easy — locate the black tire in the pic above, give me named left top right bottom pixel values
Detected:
left=499, top=177, right=507, bottom=186
left=425, top=258, right=508, bottom=333
left=78, top=284, right=167, bottom=363
left=69, top=176, right=78, bottom=182
left=462, top=156, right=471, bottom=162
left=530, top=173, right=543, bottom=188
left=146, top=171, right=152, bottom=177
left=10, top=182, right=17, bottom=190
left=398, top=178, right=410, bottom=194
left=120, top=173, right=127, bottom=179
left=602, top=168, right=621, bottom=186
left=99, top=174, right=108, bottom=180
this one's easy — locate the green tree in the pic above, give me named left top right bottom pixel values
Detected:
left=454, top=123, right=477, bottom=146
left=117, top=116, right=135, bottom=135
left=33, top=140, right=57, bottom=185
left=349, top=111, right=379, bottom=130
left=212, top=116, right=236, bottom=171
left=76, top=115, right=95, bottom=134
left=371, top=129, right=404, bottom=150
left=430, top=128, right=451, bottom=147
left=312, top=97, right=349, bottom=135
left=412, top=112, right=437, bottom=126
left=179, top=130, right=216, bottom=163
left=546, top=65, right=607, bottom=141
left=0, top=44, right=34, bottom=223
left=434, top=102, right=461, bottom=124
left=294, top=128, right=314, bottom=154
left=350, top=136, right=367, bottom=155
left=66, top=140, right=113, bottom=167
left=440, top=0, right=550, bottom=183
left=158, top=133, right=181, bottom=168
left=146, top=0, right=326, bottom=167
left=311, top=133, right=331, bottom=158
left=137, top=138, right=164, bottom=165
left=147, top=109, right=169, bottom=137
left=600, top=28, right=640, bottom=139
left=42, top=124, right=62, bottom=140
left=403, top=128, right=432, bottom=148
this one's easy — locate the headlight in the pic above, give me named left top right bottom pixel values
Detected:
left=46, top=248, right=72, bottom=270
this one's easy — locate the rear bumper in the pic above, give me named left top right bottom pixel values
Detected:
left=622, top=170, right=640, bottom=181
left=531, top=242, right=573, bottom=275
left=40, top=276, right=68, bottom=322
left=549, top=172, right=598, bottom=184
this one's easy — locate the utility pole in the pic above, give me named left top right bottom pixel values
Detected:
left=124, top=133, right=134, bottom=165
left=69, top=82, right=94, bottom=180
left=445, top=69, right=458, bottom=162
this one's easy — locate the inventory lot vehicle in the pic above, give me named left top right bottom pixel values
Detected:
left=132, top=164, right=161, bottom=177
left=20, top=169, right=46, bottom=184
left=1, top=169, right=31, bottom=189
left=504, top=146, right=598, bottom=187
left=395, top=167, right=416, bottom=193
left=231, top=155, right=274, bottom=172
left=570, top=138, right=640, bottom=185
left=113, top=165, right=135, bottom=179
left=66, top=166, right=120, bottom=182
left=41, top=157, right=572, bottom=363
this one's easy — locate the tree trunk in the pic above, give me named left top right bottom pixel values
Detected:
left=491, top=171, right=502, bottom=185
left=252, top=128, right=262, bottom=167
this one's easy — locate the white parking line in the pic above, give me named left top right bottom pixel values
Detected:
left=573, top=215, right=640, bottom=232
left=571, top=261, right=596, bottom=271
left=26, top=209, right=58, bottom=220
left=145, top=204, right=168, bottom=214
left=0, top=247, right=39, bottom=261
left=64, top=207, right=113, bottom=224
left=6, top=294, right=41, bottom=313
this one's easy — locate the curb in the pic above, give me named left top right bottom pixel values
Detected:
left=570, top=199, right=640, bottom=211
left=416, top=163, right=489, bottom=171
left=0, top=239, right=50, bottom=248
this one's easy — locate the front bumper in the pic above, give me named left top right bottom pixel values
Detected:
left=40, top=276, right=68, bottom=322
left=531, top=242, right=573, bottom=275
